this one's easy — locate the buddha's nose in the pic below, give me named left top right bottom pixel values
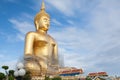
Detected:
left=47, top=24, right=50, bottom=27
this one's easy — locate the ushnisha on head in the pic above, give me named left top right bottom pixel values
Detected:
left=34, top=0, right=50, bottom=31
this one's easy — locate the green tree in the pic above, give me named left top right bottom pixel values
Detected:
left=45, top=75, right=50, bottom=80
left=52, top=76, right=62, bottom=80
left=8, top=70, right=14, bottom=76
left=2, top=66, right=9, bottom=75
left=8, top=70, right=15, bottom=80
left=2, top=65, right=9, bottom=80
left=86, top=76, right=92, bottom=80
left=0, top=72, right=5, bottom=80
left=8, top=75, right=14, bottom=80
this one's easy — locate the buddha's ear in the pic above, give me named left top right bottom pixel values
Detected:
left=35, top=21, right=39, bottom=31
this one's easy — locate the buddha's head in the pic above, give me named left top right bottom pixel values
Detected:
left=34, top=1, right=50, bottom=31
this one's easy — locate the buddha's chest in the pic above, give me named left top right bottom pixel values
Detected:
left=34, top=34, right=55, bottom=47
left=35, top=35, right=49, bottom=42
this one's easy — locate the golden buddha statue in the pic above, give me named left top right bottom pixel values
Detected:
left=24, top=0, right=59, bottom=76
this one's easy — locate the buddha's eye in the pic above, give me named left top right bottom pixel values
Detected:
left=43, top=18, right=47, bottom=22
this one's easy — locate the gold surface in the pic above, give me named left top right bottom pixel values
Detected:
left=24, top=0, right=59, bottom=76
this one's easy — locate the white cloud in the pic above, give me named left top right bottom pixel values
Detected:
left=51, top=19, right=62, bottom=26
left=2, top=0, right=18, bottom=3
left=46, top=0, right=81, bottom=16
left=21, top=13, right=34, bottom=20
left=67, top=20, right=74, bottom=25
left=9, top=19, right=34, bottom=34
left=8, top=19, right=33, bottom=41
left=8, top=13, right=35, bottom=41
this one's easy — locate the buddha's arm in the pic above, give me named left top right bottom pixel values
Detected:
left=54, top=43, right=59, bottom=65
left=24, top=32, right=34, bottom=56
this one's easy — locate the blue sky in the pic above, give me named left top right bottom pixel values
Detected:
left=0, top=0, right=120, bottom=76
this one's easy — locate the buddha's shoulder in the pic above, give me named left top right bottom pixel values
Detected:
left=47, top=35, right=56, bottom=42
left=47, top=34, right=54, bottom=39
left=26, top=31, right=37, bottom=36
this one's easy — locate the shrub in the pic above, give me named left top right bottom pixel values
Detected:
left=23, top=71, right=31, bottom=80
left=0, top=72, right=5, bottom=80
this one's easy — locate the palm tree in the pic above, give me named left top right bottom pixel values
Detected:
left=8, top=70, right=14, bottom=76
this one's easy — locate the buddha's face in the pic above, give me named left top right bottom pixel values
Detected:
left=38, top=16, right=50, bottom=31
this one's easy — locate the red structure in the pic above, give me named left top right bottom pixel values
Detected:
left=88, top=72, right=98, bottom=77
left=88, top=72, right=108, bottom=77
left=59, top=69, right=83, bottom=76
left=98, top=72, right=107, bottom=76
